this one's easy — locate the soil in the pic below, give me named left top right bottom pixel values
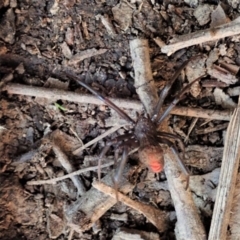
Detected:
left=0, top=0, right=239, bottom=240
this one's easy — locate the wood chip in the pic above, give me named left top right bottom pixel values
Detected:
left=208, top=65, right=238, bottom=85
left=69, top=48, right=108, bottom=65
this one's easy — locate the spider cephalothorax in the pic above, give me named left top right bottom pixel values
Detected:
left=66, top=56, right=203, bottom=190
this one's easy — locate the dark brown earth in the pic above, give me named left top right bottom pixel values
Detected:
left=0, top=0, right=240, bottom=239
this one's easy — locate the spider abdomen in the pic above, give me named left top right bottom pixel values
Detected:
left=138, top=144, right=164, bottom=173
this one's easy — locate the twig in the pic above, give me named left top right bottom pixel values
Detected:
left=195, top=122, right=229, bottom=135
left=92, top=181, right=169, bottom=232
left=3, top=83, right=233, bottom=121
left=73, top=125, right=123, bottom=155
left=209, top=97, right=240, bottom=240
left=131, top=39, right=206, bottom=239
left=27, top=162, right=114, bottom=185
left=184, top=117, right=198, bottom=143
left=164, top=148, right=207, bottom=239
left=161, top=17, right=240, bottom=56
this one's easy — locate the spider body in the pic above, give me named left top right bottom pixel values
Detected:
left=135, top=116, right=164, bottom=173
left=66, top=56, right=203, bottom=190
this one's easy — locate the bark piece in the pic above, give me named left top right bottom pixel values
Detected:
left=112, top=1, right=133, bottom=31
left=69, top=48, right=107, bottom=65
left=208, top=65, right=238, bottom=85
left=210, top=4, right=230, bottom=28
left=130, top=39, right=158, bottom=116
left=193, top=4, right=214, bottom=26
left=0, top=9, right=15, bottom=44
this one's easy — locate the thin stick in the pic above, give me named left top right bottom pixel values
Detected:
left=27, top=161, right=114, bottom=185
left=130, top=39, right=158, bottom=116
left=208, top=97, right=240, bottom=240
left=3, top=83, right=233, bottom=121
left=92, top=181, right=168, bottom=232
left=27, top=148, right=138, bottom=186
left=161, top=17, right=240, bottom=56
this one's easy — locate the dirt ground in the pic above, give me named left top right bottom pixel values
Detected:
left=0, top=0, right=240, bottom=239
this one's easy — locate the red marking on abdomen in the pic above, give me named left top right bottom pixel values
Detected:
left=149, top=161, right=163, bottom=173
left=138, top=146, right=164, bottom=173
left=148, top=154, right=164, bottom=173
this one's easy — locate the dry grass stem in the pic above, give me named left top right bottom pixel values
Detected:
left=209, top=97, right=240, bottom=240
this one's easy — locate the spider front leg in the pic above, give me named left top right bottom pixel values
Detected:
left=152, top=58, right=194, bottom=122
left=156, top=75, right=203, bottom=125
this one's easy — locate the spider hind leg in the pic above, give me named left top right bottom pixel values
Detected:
left=157, top=136, right=190, bottom=190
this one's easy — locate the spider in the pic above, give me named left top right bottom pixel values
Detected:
left=66, top=57, right=202, bottom=190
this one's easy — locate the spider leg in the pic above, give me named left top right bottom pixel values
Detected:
left=112, top=146, right=129, bottom=201
left=98, top=133, right=136, bottom=181
left=157, top=131, right=185, bottom=157
left=98, top=143, right=112, bottom=181
left=156, top=75, right=204, bottom=125
left=152, top=58, right=193, bottom=122
left=65, top=71, right=135, bottom=124
left=157, top=136, right=189, bottom=189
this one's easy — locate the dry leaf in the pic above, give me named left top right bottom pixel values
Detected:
left=213, top=88, right=237, bottom=109
left=49, top=0, right=59, bottom=15
left=206, top=49, right=219, bottom=70
left=185, top=56, right=206, bottom=97
left=210, top=4, right=230, bottom=28
left=193, top=4, right=214, bottom=26
left=60, top=41, right=72, bottom=59
left=112, top=1, right=133, bottom=31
